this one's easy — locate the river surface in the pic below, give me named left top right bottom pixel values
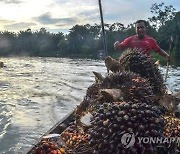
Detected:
left=0, top=57, right=179, bottom=154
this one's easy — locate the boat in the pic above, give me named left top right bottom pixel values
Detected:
left=27, top=110, right=75, bottom=154
left=27, top=49, right=180, bottom=154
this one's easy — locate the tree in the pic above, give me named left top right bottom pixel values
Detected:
left=0, top=31, right=16, bottom=56
left=67, top=24, right=99, bottom=57
left=16, top=29, right=35, bottom=56
left=148, top=3, right=176, bottom=29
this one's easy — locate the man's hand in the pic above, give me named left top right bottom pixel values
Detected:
left=114, top=41, right=120, bottom=51
left=167, top=55, right=171, bottom=62
left=159, top=49, right=171, bottom=62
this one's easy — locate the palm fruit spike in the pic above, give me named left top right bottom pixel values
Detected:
left=92, top=71, right=104, bottom=83
left=105, top=56, right=122, bottom=73
left=159, top=93, right=179, bottom=114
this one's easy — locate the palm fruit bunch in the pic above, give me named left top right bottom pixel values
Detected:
left=77, top=71, right=161, bottom=121
left=163, top=115, right=180, bottom=137
left=161, top=115, right=180, bottom=153
left=61, top=123, right=89, bottom=150
left=118, top=48, right=166, bottom=99
left=77, top=71, right=157, bottom=116
left=35, top=140, right=66, bottom=154
left=72, top=142, right=93, bottom=154
left=102, top=72, right=157, bottom=105
left=88, top=102, right=165, bottom=154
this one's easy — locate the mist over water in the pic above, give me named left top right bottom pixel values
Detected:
left=0, top=57, right=179, bottom=153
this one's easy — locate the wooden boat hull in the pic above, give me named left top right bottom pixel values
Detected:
left=27, top=110, right=75, bottom=154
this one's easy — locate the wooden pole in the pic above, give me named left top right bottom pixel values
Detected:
left=164, top=61, right=169, bottom=82
left=164, top=35, right=173, bottom=82
left=98, top=0, right=108, bottom=57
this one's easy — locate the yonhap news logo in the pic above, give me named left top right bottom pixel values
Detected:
left=121, top=132, right=135, bottom=148
left=121, top=132, right=180, bottom=148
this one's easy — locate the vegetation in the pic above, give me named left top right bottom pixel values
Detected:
left=0, top=3, right=179, bottom=65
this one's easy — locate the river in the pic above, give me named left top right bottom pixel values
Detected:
left=0, top=57, right=179, bottom=153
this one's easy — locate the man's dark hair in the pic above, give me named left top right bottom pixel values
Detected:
left=135, top=20, right=147, bottom=27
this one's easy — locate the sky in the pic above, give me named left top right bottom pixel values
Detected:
left=0, top=0, right=179, bottom=34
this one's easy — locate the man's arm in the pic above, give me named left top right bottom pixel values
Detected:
left=114, top=37, right=131, bottom=51
left=158, top=49, right=170, bottom=62
left=151, top=38, right=170, bottom=62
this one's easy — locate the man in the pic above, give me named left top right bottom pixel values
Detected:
left=114, top=20, right=170, bottom=61
left=0, top=62, right=4, bottom=68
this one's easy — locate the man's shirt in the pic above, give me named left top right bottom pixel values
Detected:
left=118, top=35, right=161, bottom=57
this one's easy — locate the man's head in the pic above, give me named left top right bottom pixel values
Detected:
left=135, top=20, right=147, bottom=39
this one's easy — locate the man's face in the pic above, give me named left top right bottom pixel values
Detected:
left=136, top=22, right=146, bottom=39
